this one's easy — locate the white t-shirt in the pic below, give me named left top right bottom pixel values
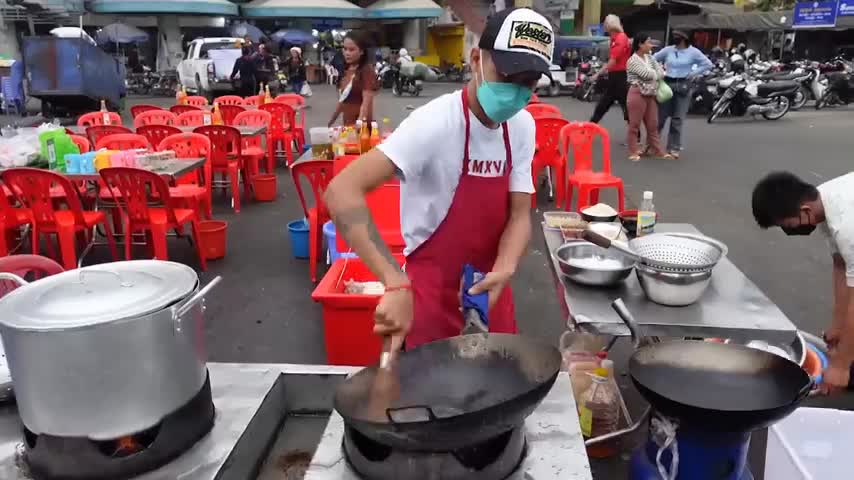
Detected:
left=378, top=90, right=535, bottom=255
left=818, top=172, right=854, bottom=286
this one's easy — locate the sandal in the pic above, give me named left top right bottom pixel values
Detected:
left=669, top=151, right=681, bottom=159
left=628, top=154, right=641, bottom=162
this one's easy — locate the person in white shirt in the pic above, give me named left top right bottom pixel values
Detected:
left=397, top=48, right=413, bottom=65
left=752, top=171, right=854, bottom=394
left=325, top=8, right=553, bottom=356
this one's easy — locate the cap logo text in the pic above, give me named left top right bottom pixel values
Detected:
left=509, top=21, right=553, bottom=57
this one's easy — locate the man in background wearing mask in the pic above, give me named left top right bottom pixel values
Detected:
left=752, top=171, right=854, bottom=394
left=325, top=8, right=551, bottom=356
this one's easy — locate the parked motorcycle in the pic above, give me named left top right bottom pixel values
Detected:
left=707, top=74, right=798, bottom=123
left=757, top=68, right=812, bottom=110
left=392, top=65, right=423, bottom=97
left=815, top=71, right=854, bottom=109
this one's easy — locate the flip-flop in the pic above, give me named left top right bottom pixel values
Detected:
left=628, top=154, right=641, bottom=162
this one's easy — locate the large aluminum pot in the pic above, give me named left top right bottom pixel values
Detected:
left=0, top=261, right=221, bottom=439
left=635, top=263, right=712, bottom=306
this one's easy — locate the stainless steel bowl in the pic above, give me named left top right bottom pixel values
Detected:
left=554, top=242, right=635, bottom=287
left=635, top=263, right=712, bottom=306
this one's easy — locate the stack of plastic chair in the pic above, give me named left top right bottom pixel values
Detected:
left=291, top=159, right=334, bottom=282
left=68, top=135, right=91, bottom=153
left=243, top=95, right=263, bottom=107
left=130, top=104, right=164, bottom=118
left=219, top=104, right=245, bottom=126
left=77, top=111, right=122, bottom=128
left=275, top=94, right=306, bottom=153
left=259, top=102, right=297, bottom=170
left=99, top=167, right=206, bottom=271
left=170, top=104, right=202, bottom=116
left=184, top=96, right=209, bottom=107
left=0, top=185, right=31, bottom=257
left=233, top=110, right=270, bottom=181
left=157, top=133, right=212, bottom=220
left=176, top=110, right=211, bottom=127
left=95, top=134, right=151, bottom=152
left=215, top=95, right=244, bottom=106
left=1, top=77, right=23, bottom=116
left=0, top=255, right=64, bottom=299
left=86, top=125, right=131, bottom=148
left=137, top=125, right=182, bottom=150
left=525, top=103, right=562, bottom=118
left=133, top=110, right=177, bottom=129
left=1, top=168, right=118, bottom=270
left=194, top=125, right=243, bottom=213
left=532, top=117, right=570, bottom=209
left=559, top=122, right=625, bottom=213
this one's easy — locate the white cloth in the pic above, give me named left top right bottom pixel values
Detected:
left=378, top=90, right=535, bottom=256
left=819, top=172, right=854, bottom=286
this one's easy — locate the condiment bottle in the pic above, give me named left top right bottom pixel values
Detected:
left=370, top=121, right=380, bottom=146
left=176, top=85, right=187, bottom=105
left=212, top=102, right=223, bottom=125
left=637, top=191, right=656, bottom=236
left=578, top=367, right=620, bottom=458
left=359, top=118, right=371, bottom=154
left=100, top=100, right=111, bottom=125
left=264, top=84, right=273, bottom=104
left=258, top=82, right=265, bottom=98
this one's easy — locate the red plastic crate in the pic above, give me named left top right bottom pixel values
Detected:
left=311, top=255, right=405, bottom=366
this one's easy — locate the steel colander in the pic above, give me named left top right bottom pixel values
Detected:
left=628, top=233, right=728, bottom=271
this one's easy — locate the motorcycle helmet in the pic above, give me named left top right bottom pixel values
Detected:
left=399, top=48, right=409, bottom=57
left=730, top=56, right=746, bottom=73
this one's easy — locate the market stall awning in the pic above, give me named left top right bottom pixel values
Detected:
left=363, top=0, right=442, bottom=19
left=88, top=0, right=238, bottom=15
left=240, top=0, right=363, bottom=18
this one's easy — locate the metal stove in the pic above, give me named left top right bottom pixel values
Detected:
left=0, top=363, right=592, bottom=480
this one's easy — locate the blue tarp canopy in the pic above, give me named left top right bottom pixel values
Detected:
left=88, top=0, right=238, bottom=15
left=364, top=0, right=442, bottom=19
left=240, top=0, right=363, bottom=18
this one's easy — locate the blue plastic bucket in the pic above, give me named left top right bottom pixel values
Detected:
left=287, top=219, right=310, bottom=259
left=323, top=221, right=357, bottom=263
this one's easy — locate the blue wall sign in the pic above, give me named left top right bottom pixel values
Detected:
left=839, top=1, right=854, bottom=16
left=793, top=1, right=839, bottom=28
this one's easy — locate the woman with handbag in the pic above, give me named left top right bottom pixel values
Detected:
left=654, top=30, right=713, bottom=159
left=626, top=33, right=671, bottom=162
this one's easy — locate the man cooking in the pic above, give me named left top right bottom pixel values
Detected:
left=752, top=170, right=854, bottom=394
left=325, top=8, right=552, bottom=356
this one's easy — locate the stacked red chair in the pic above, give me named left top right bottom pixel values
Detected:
left=86, top=125, right=131, bottom=147
left=531, top=117, right=569, bottom=209
left=214, top=95, right=244, bottom=106
left=194, top=125, right=243, bottom=213
left=525, top=103, right=562, bottom=118
left=137, top=125, right=182, bottom=149
left=560, top=122, right=625, bottom=213
left=158, top=133, right=212, bottom=220
left=0, top=255, right=64, bottom=299
left=259, top=102, right=298, bottom=170
left=1, top=168, right=118, bottom=270
left=291, top=159, right=334, bottom=282
left=176, top=110, right=212, bottom=127
left=69, top=135, right=90, bottom=153
left=133, top=110, right=177, bottom=129
left=274, top=94, right=306, bottom=153
left=219, top=104, right=245, bottom=126
left=233, top=110, right=270, bottom=180
left=95, top=134, right=151, bottom=152
left=0, top=186, right=31, bottom=257
left=130, top=104, right=164, bottom=119
left=99, top=167, right=206, bottom=271
left=243, top=95, right=263, bottom=107
left=170, top=104, right=202, bottom=116
left=184, top=96, right=209, bottom=107
left=77, top=111, right=122, bottom=128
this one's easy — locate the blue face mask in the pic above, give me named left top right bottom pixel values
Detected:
left=476, top=60, right=532, bottom=124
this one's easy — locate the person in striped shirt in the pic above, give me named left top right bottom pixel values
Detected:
left=625, top=33, right=672, bottom=162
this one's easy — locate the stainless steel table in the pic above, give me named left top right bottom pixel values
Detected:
left=543, top=222, right=799, bottom=343
left=0, top=158, right=205, bottom=182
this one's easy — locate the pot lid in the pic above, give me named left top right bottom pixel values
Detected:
left=0, top=261, right=198, bottom=331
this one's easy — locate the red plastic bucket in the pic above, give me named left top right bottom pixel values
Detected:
left=198, top=220, right=227, bottom=260
left=253, top=174, right=277, bottom=202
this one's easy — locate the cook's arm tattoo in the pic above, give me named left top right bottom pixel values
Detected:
left=333, top=206, right=402, bottom=274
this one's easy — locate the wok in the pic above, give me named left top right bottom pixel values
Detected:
left=612, top=299, right=811, bottom=432
left=334, top=333, right=562, bottom=451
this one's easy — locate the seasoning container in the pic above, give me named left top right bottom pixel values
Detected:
left=579, top=367, right=620, bottom=458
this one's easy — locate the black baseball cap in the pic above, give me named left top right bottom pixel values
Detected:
left=478, top=8, right=555, bottom=78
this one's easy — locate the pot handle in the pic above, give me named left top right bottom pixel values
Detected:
left=173, top=276, right=222, bottom=324
left=77, top=269, right=133, bottom=287
left=0, top=272, right=28, bottom=286
left=611, top=298, right=645, bottom=349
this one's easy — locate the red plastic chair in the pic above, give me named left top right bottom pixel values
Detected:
left=184, top=96, right=209, bottom=107
left=233, top=110, right=270, bottom=180
left=95, top=134, right=151, bottom=152
left=176, top=110, right=213, bottom=127
left=133, top=110, right=177, bottom=129
left=215, top=95, right=244, bottom=106
left=77, top=111, right=122, bottom=128
left=130, top=104, right=164, bottom=119
left=275, top=94, right=305, bottom=108
left=219, top=104, right=245, bottom=126
left=1, top=168, right=117, bottom=270
left=526, top=103, right=562, bottom=118
left=0, top=255, right=64, bottom=298
left=274, top=95, right=305, bottom=152
left=193, top=125, right=243, bottom=213
left=137, top=125, right=182, bottom=150
left=157, top=134, right=212, bottom=220
left=69, top=135, right=91, bottom=153
left=170, top=104, right=202, bottom=115
left=260, top=103, right=298, bottom=170
left=243, top=95, right=263, bottom=107
left=559, top=122, right=625, bottom=213
left=532, top=117, right=570, bottom=209
left=0, top=187, right=32, bottom=257
left=86, top=125, right=132, bottom=148
left=291, top=159, right=334, bottom=282
left=99, top=167, right=206, bottom=271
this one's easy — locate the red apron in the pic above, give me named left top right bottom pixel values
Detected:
left=405, top=89, right=517, bottom=348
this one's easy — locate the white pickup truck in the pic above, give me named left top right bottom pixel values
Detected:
left=177, top=38, right=243, bottom=98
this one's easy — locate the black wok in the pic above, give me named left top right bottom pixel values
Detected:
left=334, top=333, right=562, bottom=451
left=613, top=299, right=811, bottom=432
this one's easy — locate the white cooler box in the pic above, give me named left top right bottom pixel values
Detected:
left=766, top=406, right=854, bottom=480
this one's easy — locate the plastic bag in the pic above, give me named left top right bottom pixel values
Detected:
left=656, top=80, right=673, bottom=104
left=0, top=132, right=40, bottom=168
left=301, top=82, right=313, bottom=97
